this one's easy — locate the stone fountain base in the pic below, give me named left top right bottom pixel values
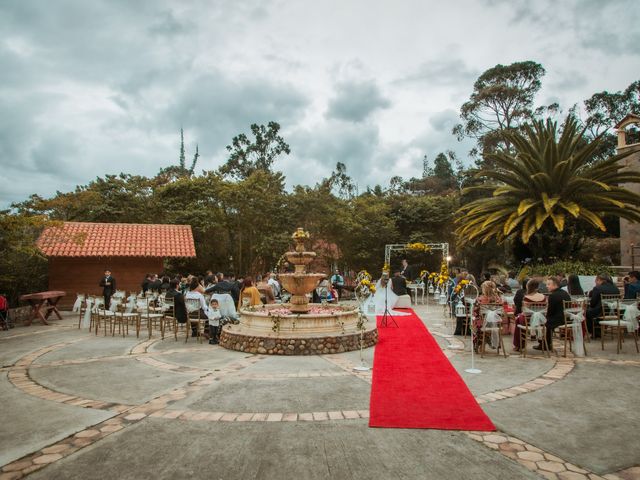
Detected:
left=218, top=303, right=378, bottom=355
left=219, top=327, right=378, bottom=355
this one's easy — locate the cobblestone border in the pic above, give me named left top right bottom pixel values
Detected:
left=465, top=431, right=640, bottom=480
left=1, top=354, right=267, bottom=479
left=3, top=328, right=639, bottom=480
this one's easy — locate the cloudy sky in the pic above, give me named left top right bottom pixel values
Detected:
left=1, top=0, right=639, bottom=207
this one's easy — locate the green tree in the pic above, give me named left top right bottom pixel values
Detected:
left=455, top=117, right=640, bottom=259
left=0, top=212, right=49, bottom=306
left=453, top=61, right=552, bottom=162
left=219, top=122, right=290, bottom=180
left=433, top=152, right=455, bottom=189
left=329, top=162, right=356, bottom=199
left=582, top=79, right=640, bottom=161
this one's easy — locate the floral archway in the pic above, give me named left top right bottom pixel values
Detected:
left=383, top=242, right=449, bottom=272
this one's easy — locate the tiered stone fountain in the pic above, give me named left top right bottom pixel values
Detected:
left=219, top=228, right=378, bottom=355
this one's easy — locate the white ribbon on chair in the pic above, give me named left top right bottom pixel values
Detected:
left=109, top=300, right=119, bottom=312
left=125, top=295, right=136, bottom=313
left=82, top=298, right=93, bottom=328
left=72, top=295, right=84, bottom=313
left=526, top=309, right=547, bottom=338
left=622, top=304, right=640, bottom=333
left=568, top=311, right=585, bottom=357
left=481, top=308, right=502, bottom=348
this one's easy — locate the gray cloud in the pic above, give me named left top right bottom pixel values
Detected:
left=395, top=58, right=480, bottom=88
left=0, top=0, right=638, bottom=207
left=429, top=109, right=460, bottom=133
left=326, top=81, right=391, bottom=122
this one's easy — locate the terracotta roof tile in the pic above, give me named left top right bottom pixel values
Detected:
left=37, top=222, right=196, bottom=258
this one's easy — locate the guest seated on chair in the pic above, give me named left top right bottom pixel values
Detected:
left=512, top=279, right=546, bottom=352
left=165, top=280, right=187, bottom=324
left=239, top=278, right=262, bottom=308
left=185, top=277, right=209, bottom=337
left=623, top=271, right=640, bottom=299
left=586, top=273, right=620, bottom=338
left=563, top=274, right=584, bottom=296
left=533, top=276, right=570, bottom=351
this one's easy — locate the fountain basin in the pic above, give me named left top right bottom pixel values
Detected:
left=219, top=303, right=378, bottom=355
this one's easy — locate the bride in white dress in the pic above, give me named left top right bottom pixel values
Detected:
left=362, top=276, right=410, bottom=316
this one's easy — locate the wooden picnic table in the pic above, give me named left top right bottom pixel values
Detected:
left=19, top=291, right=66, bottom=326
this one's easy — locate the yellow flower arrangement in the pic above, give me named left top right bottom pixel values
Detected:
left=406, top=242, right=432, bottom=252
left=292, top=228, right=310, bottom=239
left=382, top=262, right=390, bottom=273
left=453, top=279, right=470, bottom=294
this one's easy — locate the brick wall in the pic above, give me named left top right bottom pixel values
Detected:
left=48, top=256, right=164, bottom=309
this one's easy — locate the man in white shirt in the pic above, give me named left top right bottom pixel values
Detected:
left=268, top=273, right=281, bottom=298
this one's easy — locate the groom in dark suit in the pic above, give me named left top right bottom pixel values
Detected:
left=99, top=269, right=116, bottom=309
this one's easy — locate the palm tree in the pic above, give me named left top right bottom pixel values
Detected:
left=456, top=117, right=640, bottom=256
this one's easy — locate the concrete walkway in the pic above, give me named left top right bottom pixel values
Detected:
left=1, top=305, right=639, bottom=480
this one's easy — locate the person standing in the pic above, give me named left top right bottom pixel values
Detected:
left=400, top=259, right=412, bottom=279
left=330, top=269, right=345, bottom=299
left=99, top=269, right=116, bottom=309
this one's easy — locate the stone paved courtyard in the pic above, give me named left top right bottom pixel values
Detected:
left=1, top=305, right=639, bottom=480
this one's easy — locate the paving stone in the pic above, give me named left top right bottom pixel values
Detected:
left=558, top=473, right=590, bottom=480
left=250, top=413, right=267, bottom=422
left=537, top=461, right=567, bottom=473
left=566, top=465, right=590, bottom=474
left=544, top=453, right=566, bottom=463
left=484, top=434, right=508, bottom=444
left=499, top=442, right=526, bottom=452
left=2, top=460, right=33, bottom=472
left=123, top=413, right=147, bottom=421
left=518, top=451, right=545, bottom=462
left=538, top=471, right=559, bottom=480
left=0, top=471, right=23, bottom=480
left=41, top=444, right=71, bottom=455
left=74, top=430, right=100, bottom=439
left=32, top=454, right=63, bottom=465
left=100, top=424, right=124, bottom=433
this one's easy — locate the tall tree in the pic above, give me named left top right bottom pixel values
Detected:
left=329, top=162, right=356, bottom=199
left=433, top=152, right=455, bottom=189
left=453, top=61, right=549, bottom=163
left=582, top=79, right=640, bottom=161
left=219, top=122, right=290, bottom=180
left=455, top=117, right=640, bottom=259
left=179, top=127, right=186, bottom=170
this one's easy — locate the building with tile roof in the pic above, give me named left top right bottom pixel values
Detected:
left=38, top=222, right=196, bottom=307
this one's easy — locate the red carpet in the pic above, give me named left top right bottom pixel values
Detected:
left=369, top=309, right=495, bottom=431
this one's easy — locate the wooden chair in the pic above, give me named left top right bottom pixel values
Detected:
left=518, top=302, right=550, bottom=358
left=478, top=303, right=507, bottom=358
left=599, top=297, right=639, bottom=354
left=136, top=297, right=165, bottom=339
left=110, top=299, right=140, bottom=337
left=557, top=299, right=588, bottom=357
left=185, top=298, right=206, bottom=343
left=598, top=293, right=621, bottom=342
left=74, top=294, right=86, bottom=329
left=95, top=306, right=116, bottom=336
